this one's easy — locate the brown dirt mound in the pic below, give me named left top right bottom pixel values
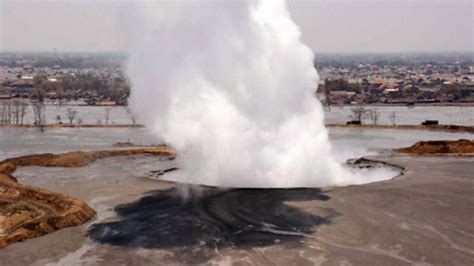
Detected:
left=395, top=139, right=474, bottom=154
left=0, top=145, right=175, bottom=248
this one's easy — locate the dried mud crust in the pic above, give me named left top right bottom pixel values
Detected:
left=0, top=145, right=175, bottom=248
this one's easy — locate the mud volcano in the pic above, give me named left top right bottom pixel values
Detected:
left=88, top=185, right=337, bottom=263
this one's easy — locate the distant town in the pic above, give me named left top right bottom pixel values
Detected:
left=0, top=53, right=128, bottom=107
left=0, top=52, right=473, bottom=110
left=314, top=52, right=474, bottom=105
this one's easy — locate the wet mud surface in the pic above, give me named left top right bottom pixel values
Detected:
left=0, top=154, right=472, bottom=265
left=0, top=127, right=473, bottom=265
left=0, top=145, right=174, bottom=248
left=88, top=186, right=337, bottom=263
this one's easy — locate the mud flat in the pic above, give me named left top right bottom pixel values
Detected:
left=0, top=126, right=473, bottom=264
left=0, top=145, right=174, bottom=248
left=290, top=155, right=474, bottom=265
left=0, top=151, right=472, bottom=265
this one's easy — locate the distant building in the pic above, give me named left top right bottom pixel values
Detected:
left=22, top=64, right=33, bottom=72
left=371, top=80, right=384, bottom=87
left=0, top=93, right=11, bottom=100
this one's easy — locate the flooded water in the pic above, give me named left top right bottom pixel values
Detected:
left=0, top=127, right=162, bottom=161
left=1, top=126, right=471, bottom=162
left=8, top=105, right=474, bottom=126
left=13, top=105, right=133, bottom=125
left=324, top=105, right=474, bottom=126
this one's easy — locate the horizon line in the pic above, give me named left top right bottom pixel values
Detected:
left=1, top=50, right=473, bottom=56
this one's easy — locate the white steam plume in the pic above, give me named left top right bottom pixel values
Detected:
left=124, top=0, right=394, bottom=188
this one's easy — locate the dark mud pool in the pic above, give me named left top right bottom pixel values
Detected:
left=88, top=186, right=337, bottom=264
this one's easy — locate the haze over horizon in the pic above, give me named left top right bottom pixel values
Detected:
left=0, top=0, right=473, bottom=54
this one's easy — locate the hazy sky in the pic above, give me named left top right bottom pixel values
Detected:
left=0, top=0, right=472, bottom=53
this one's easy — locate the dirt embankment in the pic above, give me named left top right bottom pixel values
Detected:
left=0, top=145, right=175, bottom=248
left=327, top=124, right=474, bottom=134
left=395, top=139, right=474, bottom=154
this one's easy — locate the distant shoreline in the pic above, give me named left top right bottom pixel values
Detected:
left=1, top=123, right=473, bottom=133
left=325, top=103, right=474, bottom=107
left=327, top=124, right=474, bottom=134
left=5, top=102, right=473, bottom=108
left=0, top=124, right=143, bottom=128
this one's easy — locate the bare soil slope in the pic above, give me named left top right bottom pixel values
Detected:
left=0, top=145, right=175, bottom=248
left=395, top=139, right=474, bottom=154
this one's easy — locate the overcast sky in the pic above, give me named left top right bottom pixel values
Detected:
left=0, top=0, right=472, bottom=53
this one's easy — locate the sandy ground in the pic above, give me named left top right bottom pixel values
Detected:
left=0, top=154, right=472, bottom=265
